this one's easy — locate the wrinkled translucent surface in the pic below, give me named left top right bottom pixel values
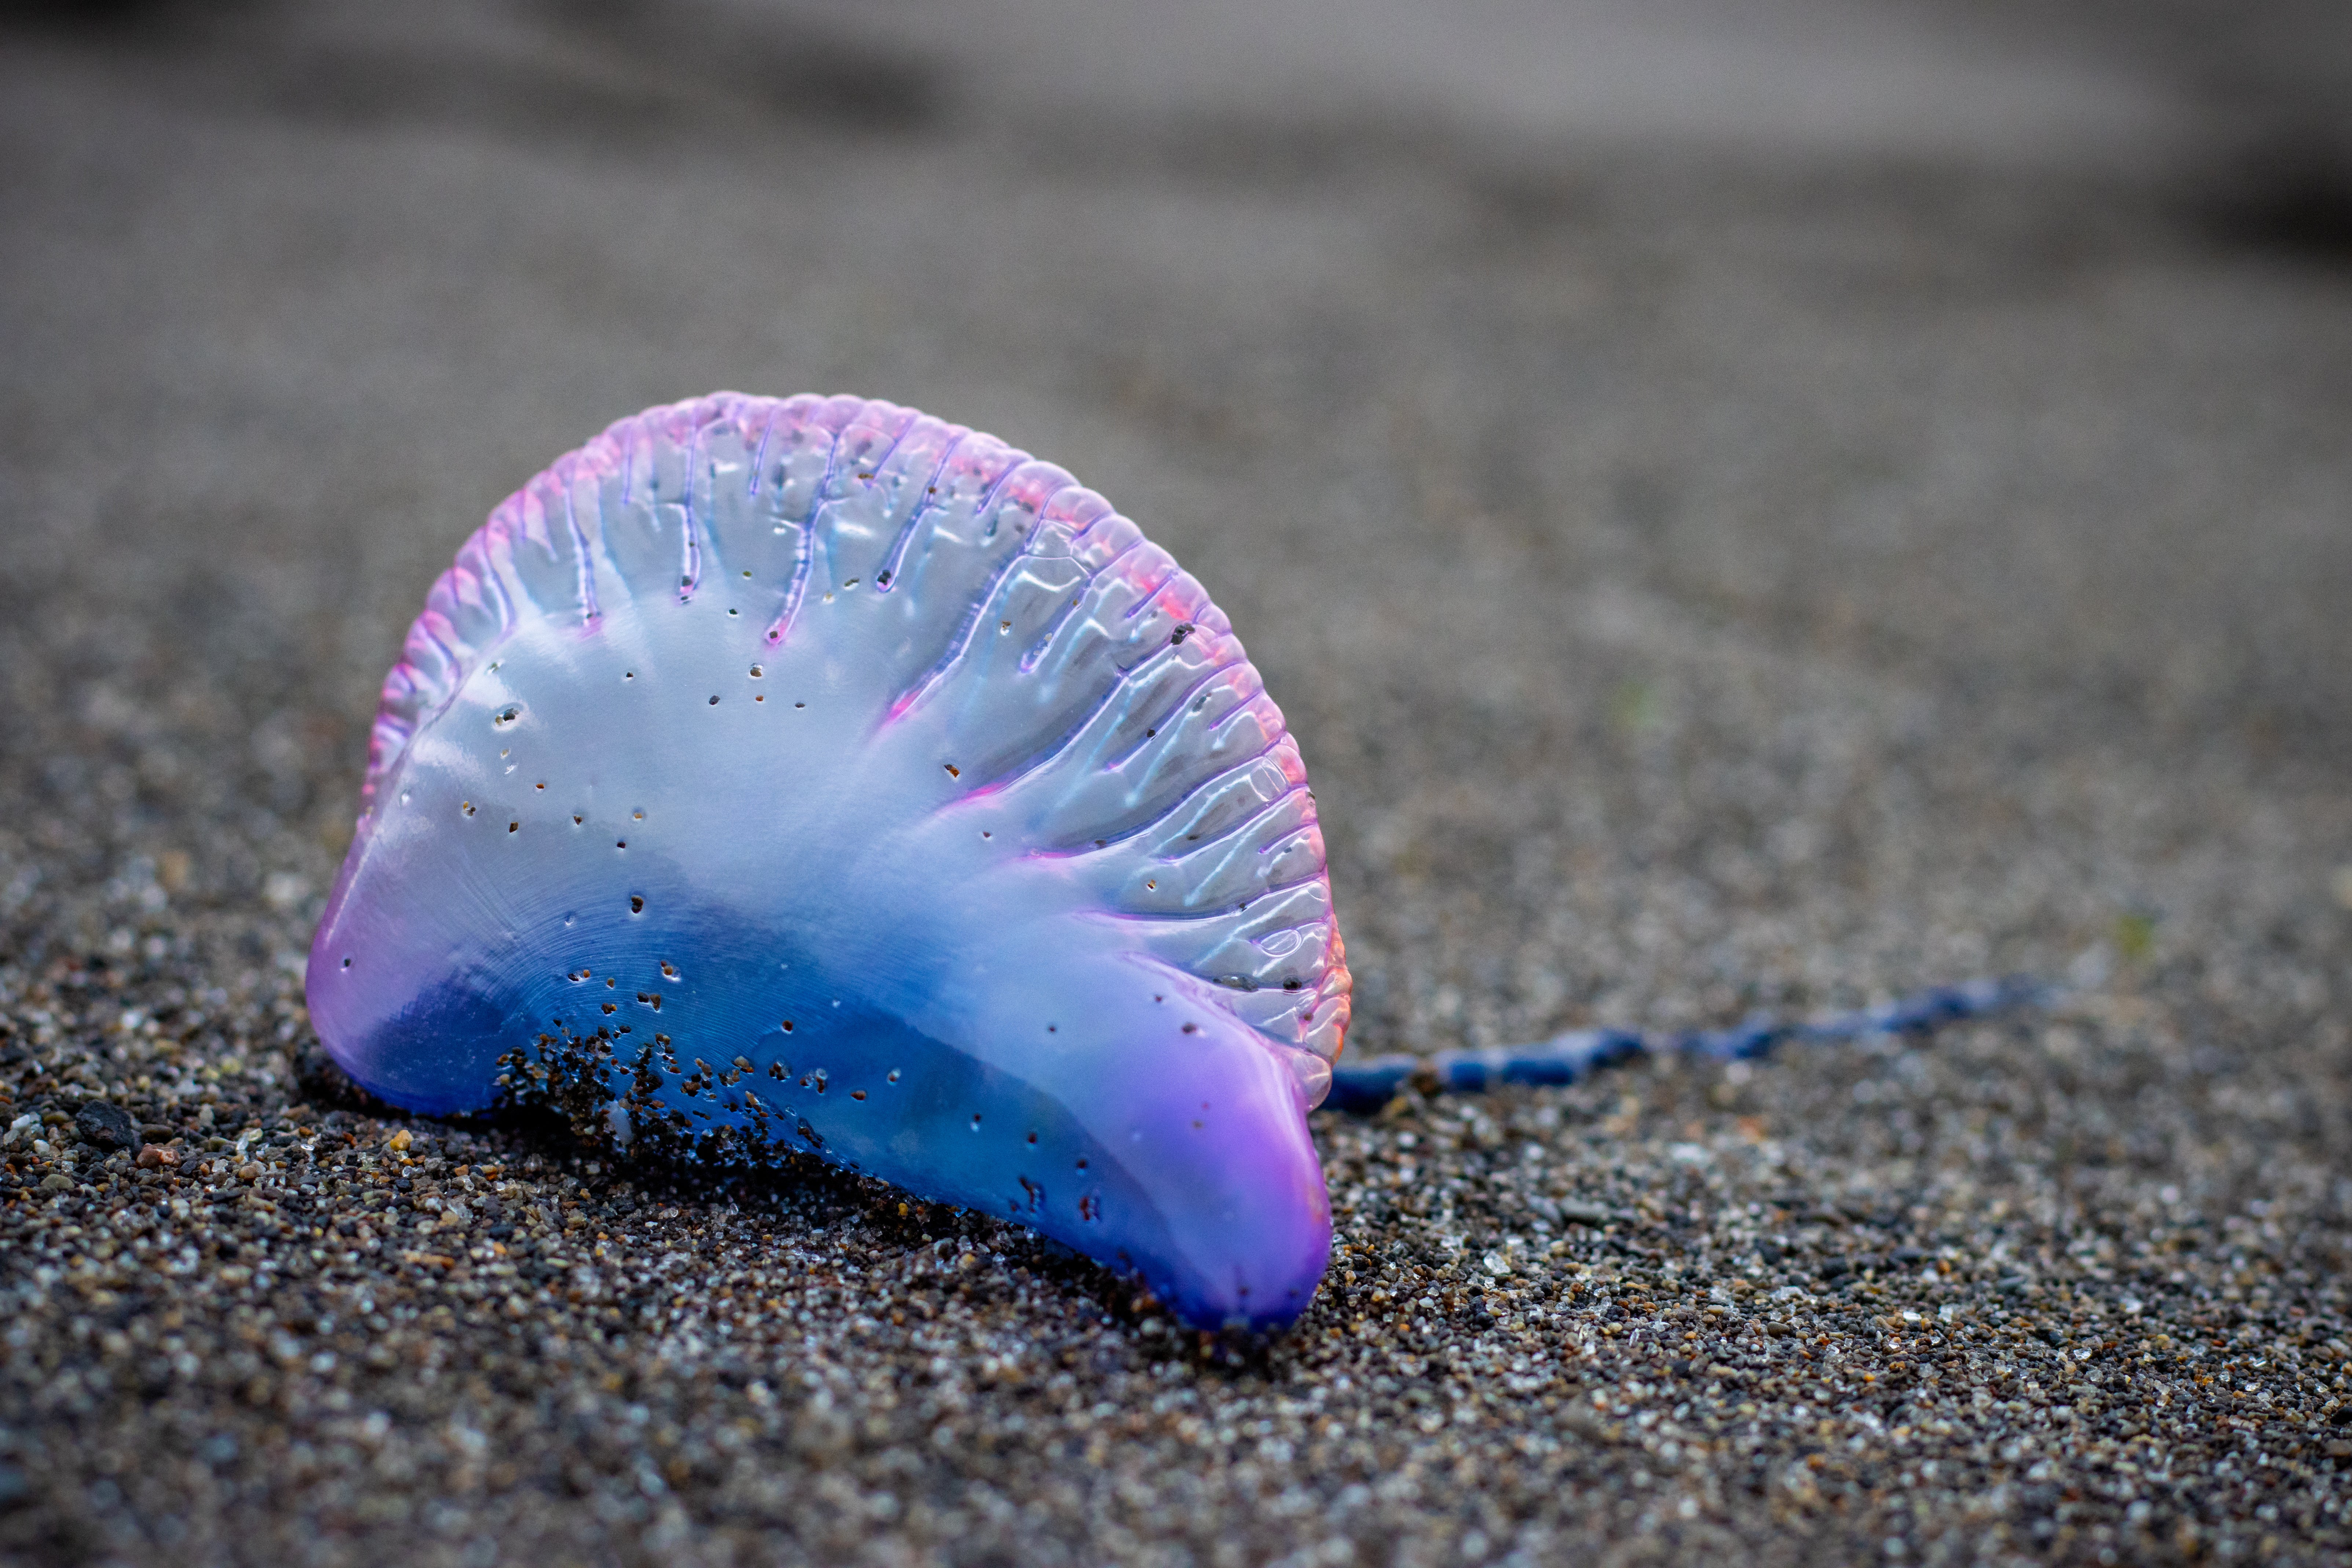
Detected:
left=307, top=394, right=1352, bottom=1330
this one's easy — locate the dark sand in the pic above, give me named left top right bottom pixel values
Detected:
left=3, top=2, right=2351, bottom=1563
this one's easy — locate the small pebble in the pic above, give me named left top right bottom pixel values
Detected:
left=72, top=1100, right=139, bottom=1152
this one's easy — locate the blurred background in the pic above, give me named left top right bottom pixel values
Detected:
left=1, top=0, right=2348, bottom=1048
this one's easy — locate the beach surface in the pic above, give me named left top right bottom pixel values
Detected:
left=2, top=2, right=2350, bottom=1562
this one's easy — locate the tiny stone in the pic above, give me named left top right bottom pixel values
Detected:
left=73, top=1100, right=139, bottom=1151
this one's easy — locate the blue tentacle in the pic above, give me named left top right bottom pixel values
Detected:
left=1323, top=975, right=2051, bottom=1114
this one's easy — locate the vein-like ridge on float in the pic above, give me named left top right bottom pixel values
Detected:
left=306, top=393, right=1352, bottom=1330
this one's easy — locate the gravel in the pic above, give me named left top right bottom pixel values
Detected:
left=3, top=2, right=2351, bottom=1565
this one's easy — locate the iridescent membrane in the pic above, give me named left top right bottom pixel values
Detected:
left=307, top=393, right=1352, bottom=1331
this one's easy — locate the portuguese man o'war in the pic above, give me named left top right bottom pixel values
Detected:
left=308, top=391, right=2043, bottom=1334
left=308, top=394, right=1351, bottom=1331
